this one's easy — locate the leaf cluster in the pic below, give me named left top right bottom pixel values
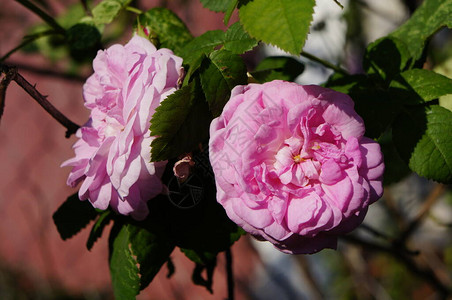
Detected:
left=326, top=0, right=452, bottom=185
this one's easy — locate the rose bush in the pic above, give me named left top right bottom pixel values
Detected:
left=209, top=80, right=384, bottom=254
left=62, top=35, right=183, bottom=220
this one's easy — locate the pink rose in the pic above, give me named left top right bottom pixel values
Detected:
left=209, top=80, right=384, bottom=254
left=62, top=35, right=183, bottom=220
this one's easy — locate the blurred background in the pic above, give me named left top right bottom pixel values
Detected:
left=1, top=0, right=451, bottom=299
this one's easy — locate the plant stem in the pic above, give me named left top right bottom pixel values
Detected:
left=0, top=30, right=58, bottom=63
left=5, top=61, right=86, bottom=83
left=0, top=64, right=80, bottom=137
left=126, top=6, right=143, bottom=15
left=225, top=248, right=234, bottom=300
left=300, top=50, right=349, bottom=75
left=397, top=183, right=446, bottom=243
left=333, top=0, right=344, bottom=9
left=0, top=67, right=17, bottom=121
left=15, top=0, right=66, bottom=34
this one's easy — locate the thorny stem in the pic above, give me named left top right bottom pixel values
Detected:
left=0, top=67, right=17, bottom=121
left=300, top=50, right=349, bottom=76
left=0, top=64, right=80, bottom=137
left=15, top=0, right=66, bottom=35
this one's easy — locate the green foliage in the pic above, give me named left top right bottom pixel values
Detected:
left=393, top=105, right=452, bottom=184
left=180, top=23, right=256, bottom=69
left=200, top=0, right=236, bottom=12
left=150, top=81, right=212, bottom=162
left=66, top=18, right=102, bottom=61
left=251, top=56, right=305, bottom=83
left=325, top=0, right=452, bottom=186
left=53, top=193, right=98, bottom=240
left=364, top=0, right=452, bottom=79
left=390, top=69, right=452, bottom=103
left=390, top=0, right=452, bottom=64
left=181, top=248, right=217, bottom=293
left=363, top=36, right=412, bottom=82
left=86, top=210, right=113, bottom=250
left=238, top=0, right=315, bottom=55
left=326, top=74, right=400, bottom=139
left=108, top=223, right=140, bottom=300
left=224, top=0, right=239, bottom=25
left=180, top=30, right=226, bottom=67
left=109, top=222, right=175, bottom=299
left=66, top=18, right=101, bottom=51
left=223, top=22, right=258, bottom=53
left=92, top=0, right=123, bottom=25
left=199, top=0, right=238, bottom=25
left=200, top=50, right=248, bottom=117
left=378, top=130, right=411, bottom=186
left=137, top=8, right=193, bottom=55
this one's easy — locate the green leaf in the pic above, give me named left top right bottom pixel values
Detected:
left=150, top=81, right=212, bottom=161
left=66, top=20, right=101, bottom=51
left=66, top=17, right=102, bottom=62
left=109, top=223, right=140, bottom=300
left=180, top=24, right=254, bottom=80
left=86, top=210, right=113, bottom=251
left=109, top=223, right=175, bottom=299
left=200, top=0, right=235, bottom=12
left=137, top=8, right=193, bottom=55
left=325, top=73, right=401, bottom=139
left=378, top=130, right=411, bottom=185
left=393, top=105, right=452, bottom=183
left=128, top=224, right=175, bottom=289
left=181, top=249, right=216, bottom=293
left=223, top=22, right=258, bottom=54
left=390, top=69, right=452, bottom=104
left=92, top=0, right=121, bottom=24
left=57, top=3, right=86, bottom=29
left=239, top=0, right=315, bottom=55
left=390, top=0, right=452, bottom=64
left=364, top=0, right=452, bottom=81
left=53, top=193, right=98, bottom=240
left=251, top=56, right=304, bottom=83
left=200, top=50, right=247, bottom=117
left=180, top=30, right=225, bottom=66
left=363, top=36, right=412, bottom=82
left=224, top=0, right=239, bottom=25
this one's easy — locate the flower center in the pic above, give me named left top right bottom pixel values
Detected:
left=293, top=155, right=303, bottom=163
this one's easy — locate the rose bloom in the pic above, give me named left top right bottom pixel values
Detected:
left=209, top=80, right=384, bottom=254
left=62, top=35, right=183, bottom=220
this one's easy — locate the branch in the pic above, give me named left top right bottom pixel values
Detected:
left=0, top=67, right=17, bottom=121
left=0, top=64, right=80, bottom=137
left=397, top=184, right=446, bottom=243
left=332, top=0, right=344, bottom=9
left=0, top=30, right=59, bottom=63
left=342, top=235, right=451, bottom=297
left=15, top=0, right=66, bottom=34
left=5, top=61, right=87, bottom=83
